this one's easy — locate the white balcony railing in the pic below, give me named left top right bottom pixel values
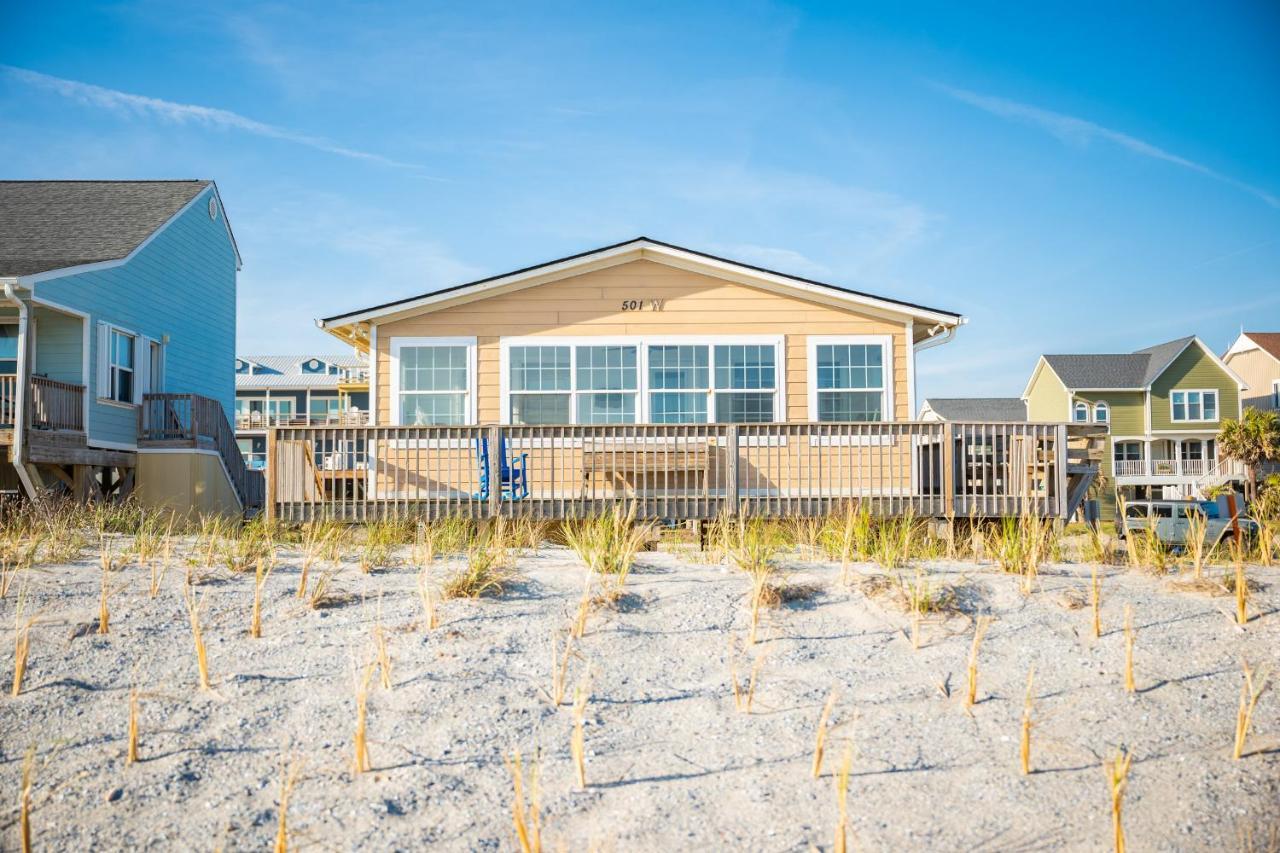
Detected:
left=1114, top=458, right=1213, bottom=478
left=235, top=410, right=369, bottom=430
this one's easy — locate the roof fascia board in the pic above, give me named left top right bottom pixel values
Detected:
left=319, top=239, right=965, bottom=329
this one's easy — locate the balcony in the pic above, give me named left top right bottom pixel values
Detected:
left=1113, top=457, right=1211, bottom=479
left=235, top=410, right=369, bottom=431
left=0, top=375, right=86, bottom=432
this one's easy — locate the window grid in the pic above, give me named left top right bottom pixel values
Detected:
left=814, top=342, right=885, bottom=422
left=1171, top=390, right=1218, bottom=422
left=396, top=344, right=470, bottom=425
left=109, top=328, right=135, bottom=403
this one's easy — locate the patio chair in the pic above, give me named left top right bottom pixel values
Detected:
left=474, top=435, right=529, bottom=501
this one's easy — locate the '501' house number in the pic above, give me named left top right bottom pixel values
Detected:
left=621, top=299, right=665, bottom=311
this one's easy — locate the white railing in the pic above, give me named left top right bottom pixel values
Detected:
left=1114, top=458, right=1213, bottom=478
left=236, top=410, right=368, bottom=430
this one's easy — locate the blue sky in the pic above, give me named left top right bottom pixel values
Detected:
left=2, top=1, right=1278, bottom=403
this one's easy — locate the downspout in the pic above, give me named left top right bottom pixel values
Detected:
left=911, top=320, right=964, bottom=418
left=2, top=280, right=39, bottom=500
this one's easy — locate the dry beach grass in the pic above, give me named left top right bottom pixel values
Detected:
left=0, top=505, right=1278, bottom=849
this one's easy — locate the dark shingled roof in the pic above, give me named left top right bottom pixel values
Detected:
left=0, top=180, right=210, bottom=277
left=923, top=397, right=1027, bottom=421
left=1043, top=336, right=1195, bottom=389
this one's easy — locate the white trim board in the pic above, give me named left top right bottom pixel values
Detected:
left=320, top=239, right=965, bottom=329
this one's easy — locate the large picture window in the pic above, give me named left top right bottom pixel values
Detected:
left=809, top=338, right=889, bottom=422
left=502, top=337, right=781, bottom=424
left=391, top=338, right=473, bottom=425
left=1170, top=389, right=1218, bottom=423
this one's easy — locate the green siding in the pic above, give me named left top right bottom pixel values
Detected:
left=1024, top=362, right=1068, bottom=421
left=1149, top=343, right=1240, bottom=432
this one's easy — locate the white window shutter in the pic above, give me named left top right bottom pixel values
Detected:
left=134, top=336, right=150, bottom=404
left=96, top=323, right=110, bottom=399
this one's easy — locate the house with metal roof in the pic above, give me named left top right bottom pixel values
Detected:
left=0, top=180, right=256, bottom=512
left=234, top=354, right=369, bottom=469
left=1022, top=335, right=1246, bottom=503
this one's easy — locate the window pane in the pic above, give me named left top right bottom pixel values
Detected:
left=1203, top=393, right=1217, bottom=420
left=510, top=346, right=570, bottom=392
left=1173, top=400, right=1186, bottom=421
left=713, top=345, right=775, bottom=390
left=0, top=325, right=17, bottom=361
left=817, top=344, right=882, bottom=390
left=400, top=346, right=467, bottom=392
left=113, top=368, right=133, bottom=402
left=401, top=393, right=465, bottom=425
left=648, top=345, right=708, bottom=390
left=577, top=392, right=636, bottom=424
left=1187, top=393, right=1201, bottom=420
left=650, top=392, right=707, bottom=423
left=510, top=393, right=571, bottom=424
left=576, top=346, right=637, bottom=391
left=715, top=392, right=774, bottom=423
left=112, top=330, right=135, bottom=368
left=818, top=390, right=882, bottom=422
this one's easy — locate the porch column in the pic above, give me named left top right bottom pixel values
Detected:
left=1174, top=439, right=1183, bottom=476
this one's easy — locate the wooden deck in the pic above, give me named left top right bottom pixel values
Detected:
left=266, top=422, right=1104, bottom=523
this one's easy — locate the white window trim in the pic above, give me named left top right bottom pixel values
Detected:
left=97, top=322, right=142, bottom=406
left=499, top=335, right=787, bottom=425
left=1072, top=400, right=1090, bottom=423
left=806, top=335, right=895, bottom=423
left=1093, top=400, right=1109, bottom=423
left=1169, top=388, right=1220, bottom=423
left=388, top=336, right=477, bottom=426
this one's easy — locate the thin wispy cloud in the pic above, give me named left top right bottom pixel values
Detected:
left=934, top=82, right=1279, bottom=209
left=2, top=65, right=432, bottom=174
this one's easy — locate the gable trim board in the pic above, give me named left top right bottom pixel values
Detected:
left=319, top=238, right=965, bottom=333
left=16, top=183, right=241, bottom=288
left=1225, top=332, right=1280, bottom=366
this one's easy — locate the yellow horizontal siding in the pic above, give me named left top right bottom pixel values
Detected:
left=375, top=259, right=910, bottom=424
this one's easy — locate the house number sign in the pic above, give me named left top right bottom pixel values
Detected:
left=621, top=299, right=665, bottom=311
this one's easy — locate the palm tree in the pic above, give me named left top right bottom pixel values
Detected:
left=1218, top=407, right=1280, bottom=503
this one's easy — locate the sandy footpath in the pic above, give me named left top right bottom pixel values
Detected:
left=3, top=540, right=1279, bottom=851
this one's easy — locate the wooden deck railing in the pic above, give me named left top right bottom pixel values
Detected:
left=0, top=375, right=87, bottom=432
left=141, top=394, right=264, bottom=510
left=235, top=410, right=369, bottom=430
left=266, top=421, right=1078, bottom=523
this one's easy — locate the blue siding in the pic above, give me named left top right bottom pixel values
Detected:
left=34, top=188, right=237, bottom=448
left=34, top=308, right=83, bottom=385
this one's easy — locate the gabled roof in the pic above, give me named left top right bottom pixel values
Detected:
left=1041, top=336, right=1196, bottom=390
left=921, top=397, right=1027, bottom=421
left=1027, top=335, right=1245, bottom=397
left=1226, top=331, right=1280, bottom=365
left=318, top=237, right=965, bottom=333
left=0, top=180, right=240, bottom=277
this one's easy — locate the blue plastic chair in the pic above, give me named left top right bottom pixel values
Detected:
left=474, top=435, right=529, bottom=501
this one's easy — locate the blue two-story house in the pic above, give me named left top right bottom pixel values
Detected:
left=0, top=180, right=257, bottom=513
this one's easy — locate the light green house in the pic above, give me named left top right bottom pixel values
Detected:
left=1022, top=336, right=1245, bottom=507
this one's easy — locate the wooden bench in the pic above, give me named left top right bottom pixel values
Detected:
left=580, top=439, right=712, bottom=498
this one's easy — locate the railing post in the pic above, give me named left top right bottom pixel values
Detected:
left=487, top=424, right=502, bottom=519
left=941, top=422, right=955, bottom=516
left=265, top=427, right=277, bottom=522
left=1055, top=424, right=1069, bottom=519
left=724, top=424, right=739, bottom=516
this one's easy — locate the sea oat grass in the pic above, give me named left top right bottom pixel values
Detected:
left=1104, top=749, right=1133, bottom=853
left=965, top=616, right=992, bottom=710
left=505, top=750, right=542, bottom=853
left=812, top=686, right=839, bottom=778
left=1233, top=661, right=1271, bottom=760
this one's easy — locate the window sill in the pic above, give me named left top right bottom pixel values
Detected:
left=97, top=398, right=139, bottom=411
